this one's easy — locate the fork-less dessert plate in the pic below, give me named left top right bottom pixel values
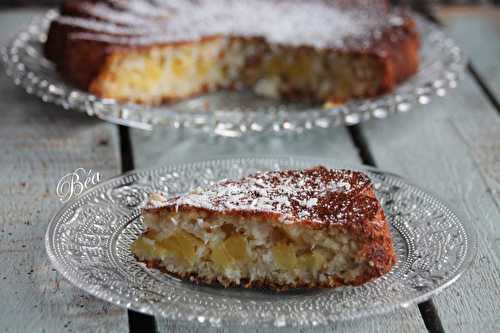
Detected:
left=3, top=11, right=464, bottom=136
left=45, top=157, right=476, bottom=328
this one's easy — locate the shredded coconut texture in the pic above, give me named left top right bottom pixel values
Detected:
left=61, top=0, right=406, bottom=49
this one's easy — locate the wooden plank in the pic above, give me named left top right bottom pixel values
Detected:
left=156, top=310, right=426, bottom=333
left=0, top=9, right=127, bottom=333
left=361, top=73, right=500, bottom=332
left=130, top=127, right=428, bottom=332
left=130, top=127, right=362, bottom=168
left=437, top=5, right=500, bottom=97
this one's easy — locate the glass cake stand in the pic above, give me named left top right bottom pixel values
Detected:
left=45, top=157, right=476, bottom=328
left=2, top=11, right=465, bottom=136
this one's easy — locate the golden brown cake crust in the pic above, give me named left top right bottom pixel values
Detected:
left=141, top=166, right=396, bottom=290
left=44, top=0, right=420, bottom=104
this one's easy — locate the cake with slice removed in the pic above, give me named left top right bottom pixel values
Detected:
left=45, top=0, right=420, bottom=105
left=131, top=166, right=396, bottom=290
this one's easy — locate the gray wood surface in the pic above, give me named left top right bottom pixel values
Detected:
left=361, top=72, right=500, bottom=332
left=365, top=8, right=500, bottom=331
left=130, top=128, right=428, bottom=332
left=0, top=9, right=127, bottom=333
left=437, top=6, right=500, bottom=96
left=130, top=127, right=361, bottom=168
left=2, top=5, right=500, bottom=333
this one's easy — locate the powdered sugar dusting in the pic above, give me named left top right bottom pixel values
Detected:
left=60, top=0, right=407, bottom=50
left=77, top=2, right=157, bottom=26
left=149, top=166, right=381, bottom=225
left=55, top=16, right=153, bottom=35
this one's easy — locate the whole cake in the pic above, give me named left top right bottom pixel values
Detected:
left=132, top=166, right=396, bottom=290
left=45, top=0, right=420, bottom=106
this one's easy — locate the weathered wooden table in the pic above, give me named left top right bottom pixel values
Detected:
left=1, top=5, right=499, bottom=333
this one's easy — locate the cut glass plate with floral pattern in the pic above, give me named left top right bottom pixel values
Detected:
left=45, top=157, right=476, bottom=328
left=2, top=10, right=465, bottom=136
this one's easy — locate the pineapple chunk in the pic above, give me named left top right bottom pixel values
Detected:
left=210, top=242, right=233, bottom=269
left=196, top=58, right=210, bottom=77
left=272, top=242, right=297, bottom=270
left=144, top=58, right=162, bottom=82
left=299, top=251, right=327, bottom=273
left=172, top=57, right=187, bottom=77
left=210, top=235, right=250, bottom=270
left=158, top=230, right=202, bottom=265
left=131, top=237, right=155, bottom=257
left=172, top=48, right=194, bottom=77
left=224, top=235, right=250, bottom=262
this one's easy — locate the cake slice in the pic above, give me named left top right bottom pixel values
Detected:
left=132, top=166, right=396, bottom=290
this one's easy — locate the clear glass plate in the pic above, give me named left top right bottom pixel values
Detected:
left=2, top=10, right=465, bottom=136
left=45, top=157, right=476, bottom=328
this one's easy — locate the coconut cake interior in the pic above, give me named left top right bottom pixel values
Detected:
left=91, top=38, right=385, bottom=105
left=132, top=208, right=370, bottom=287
